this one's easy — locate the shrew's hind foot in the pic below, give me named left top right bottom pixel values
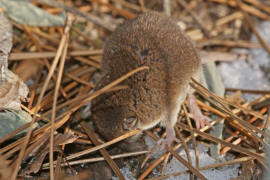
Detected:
left=188, top=93, right=211, bottom=129
left=158, top=125, right=180, bottom=149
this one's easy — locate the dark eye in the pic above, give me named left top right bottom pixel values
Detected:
left=140, top=49, right=149, bottom=60
left=123, top=116, right=138, bottom=130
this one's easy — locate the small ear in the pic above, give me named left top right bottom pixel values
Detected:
left=123, top=116, right=138, bottom=130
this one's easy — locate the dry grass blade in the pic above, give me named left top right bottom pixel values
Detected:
left=34, top=66, right=148, bottom=136
left=64, top=72, right=94, bottom=87
left=175, top=127, right=192, bottom=168
left=243, top=0, right=270, bottom=14
left=80, top=121, right=125, bottom=180
left=138, top=0, right=146, bottom=12
left=36, top=64, right=146, bottom=131
left=226, top=88, right=270, bottom=94
left=0, top=113, right=71, bottom=157
left=141, top=131, right=160, bottom=169
left=9, top=49, right=103, bottom=61
left=177, top=0, right=210, bottom=37
left=10, top=14, right=74, bottom=179
left=221, top=96, right=265, bottom=121
left=32, top=0, right=115, bottom=31
left=65, top=129, right=142, bottom=161
left=215, top=11, right=243, bottom=26
left=197, top=39, right=261, bottom=48
left=145, top=156, right=255, bottom=180
left=50, top=22, right=71, bottom=179
left=42, top=150, right=149, bottom=168
left=4, top=0, right=270, bottom=178
left=177, top=122, right=265, bottom=165
left=41, top=85, right=127, bottom=120
left=0, top=154, right=12, bottom=180
left=74, top=56, right=101, bottom=69
left=66, top=66, right=149, bottom=113
left=200, top=51, right=251, bottom=63
left=167, top=147, right=207, bottom=180
left=23, top=26, right=67, bottom=99
left=71, top=26, right=93, bottom=43
left=111, top=0, right=142, bottom=12
left=190, top=78, right=266, bottom=142
left=161, top=153, right=170, bottom=176
left=195, top=99, right=227, bottom=118
left=183, top=104, right=199, bottom=168
left=220, top=108, right=267, bottom=155
left=138, top=118, right=224, bottom=180
left=236, top=0, right=270, bottom=55
left=20, top=132, right=77, bottom=175
left=265, top=110, right=270, bottom=130
left=55, top=124, right=72, bottom=179
left=89, top=0, right=136, bottom=19
left=208, top=0, right=270, bottom=19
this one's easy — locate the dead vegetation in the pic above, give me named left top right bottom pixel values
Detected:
left=0, top=0, right=270, bottom=179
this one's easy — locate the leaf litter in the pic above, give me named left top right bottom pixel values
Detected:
left=0, top=0, right=269, bottom=180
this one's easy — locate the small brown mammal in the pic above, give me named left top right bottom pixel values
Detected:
left=92, top=11, right=209, bottom=149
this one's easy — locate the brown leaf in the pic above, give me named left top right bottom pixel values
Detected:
left=14, top=60, right=43, bottom=82
left=22, top=131, right=79, bottom=175
left=0, top=70, right=28, bottom=110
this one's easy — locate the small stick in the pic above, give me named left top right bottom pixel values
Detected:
left=42, top=150, right=149, bottom=168
left=145, top=156, right=255, bottom=180
left=163, top=0, right=171, bottom=16
left=50, top=31, right=70, bottom=180
left=215, top=11, right=243, bottom=26
left=88, top=0, right=136, bottom=19
left=177, top=0, right=210, bottom=37
left=111, top=0, right=142, bottom=12
left=226, top=88, right=270, bottom=94
left=9, top=50, right=103, bottom=61
left=161, top=153, right=170, bottom=176
left=32, top=0, right=116, bottom=31
left=74, top=56, right=101, bottom=69
left=175, top=125, right=192, bottom=167
left=207, top=0, right=270, bottom=20
left=138, top=0, right=146, bottom=12
left=183, top=104, right=199, bottom=169
left=243, top=0, right=270, bottom=14
left=236, top=0, right=270, bottom=56
left=167, top=147, right=207, bottom=180
left=65, top=129, right=142, bottom=161
left=200, top=51, right=251, bottom=63
left=64, top=72, right=94, bottom=87
left=138, top=118, right=223, bottom=180
left=80, top=121, right=125, bottom=180
left=220, top=108, right=267, bottom=155
left=177, top=122, right=265, bottom=165
left=197, top=39, right=261, bottom=48
left=10, top=14, right=74, bottom=180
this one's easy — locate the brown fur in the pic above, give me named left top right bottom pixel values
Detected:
left=92, top=11, right=201, bottom=150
